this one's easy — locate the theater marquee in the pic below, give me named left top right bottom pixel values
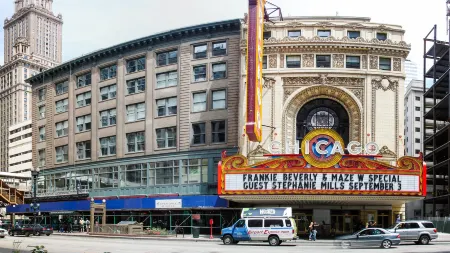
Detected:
left=218, top=129, right=426, bottom=197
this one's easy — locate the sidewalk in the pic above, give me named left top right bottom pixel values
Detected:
left=52, top=232, right=450, bottom=243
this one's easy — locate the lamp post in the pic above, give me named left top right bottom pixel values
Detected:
left=30, top=167, right=40, bottom=228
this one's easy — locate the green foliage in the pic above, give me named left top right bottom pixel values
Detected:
left=30, top=245, right=47, bottom=253
left=144, top=227, right=169, bottom=235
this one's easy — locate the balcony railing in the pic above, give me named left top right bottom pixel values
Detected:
left=25, top=188, right=89, bottom=198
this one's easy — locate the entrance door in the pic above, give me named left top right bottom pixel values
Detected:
left=377, top=211, right=390, bottom=229
left=294, top=213, right=312, bottom=236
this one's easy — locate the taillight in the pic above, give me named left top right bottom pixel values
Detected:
left=433, top=229, right=437, bottom=233
left=397, top=234, right=400, bottom=238
left=292, top=229, right=294, bottom=234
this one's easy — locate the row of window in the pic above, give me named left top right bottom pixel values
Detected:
left=48, top=121, right=226, bottom=163
left=192, top=41, right=227, bottom=59
left=262, top=54, right=393, bottom=70
left=9, top=124, right=32, bottom=135
left=9, top=132, right=31, bottom=143
left=10, top=159, right=32, bottom=167
left=263, top=30, right=388, bottom=41
left=9, top=150, right=32, bottom=159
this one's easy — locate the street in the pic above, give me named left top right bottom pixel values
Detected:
left=0, top=236, right=449, bottom=253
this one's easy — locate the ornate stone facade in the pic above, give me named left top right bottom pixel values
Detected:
left=332, top=54, right=345, bottom=68
left=269, top=54, right=277, bottom=68
left=370, top=55, right=378, bottom=69
left=302, top=54, right=314, bottom=67
left=393, top=58, right=401, bottom=71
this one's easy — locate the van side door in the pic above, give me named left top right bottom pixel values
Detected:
left=232, top=219, right=248, bottom=241
left=247, top=219, right=264, bottom=240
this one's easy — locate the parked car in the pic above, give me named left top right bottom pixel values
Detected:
left=30, top=224, right=53, bottom=236
left=8, top=225, right=34, bottom=237
left=335, top=228, right=400, bottom=249
left=386, top=220, right=438, bottom=245
left=0, top=228, right=6, bottom=238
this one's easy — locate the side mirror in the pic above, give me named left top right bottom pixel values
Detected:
left=394, top=228, right=397, bottom=232
left=356, top=235, right=359, bottom=239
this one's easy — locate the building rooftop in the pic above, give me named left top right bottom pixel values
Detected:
left=284, top=16, right=371, bottom=21
left=26, top=18, right=241, bottom=84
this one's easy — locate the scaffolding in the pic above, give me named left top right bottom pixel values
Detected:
left=423, top=24, right=450, bottom=217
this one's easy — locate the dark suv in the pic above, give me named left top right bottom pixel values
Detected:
left=31, top=225, right=53, bottom=236
left=8, top=225, right=34, bottom=237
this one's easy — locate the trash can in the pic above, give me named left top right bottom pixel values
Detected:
left=192, top=227, right=200, bottom=238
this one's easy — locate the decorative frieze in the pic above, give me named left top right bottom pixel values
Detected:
left=369, top=55, right=378, bottom=69
left=332, top=54, right=345, bottom=68
left=372, top=76, right=399, bottom=92
left=279, top=54, right=285, bottom=68
left=269, top=54, right=277, bottom=68
left=282, top=76, right=364, bottom=87
left=393, top=58, right=401, bottom=71
left=302, top=54, right=314, bottom=67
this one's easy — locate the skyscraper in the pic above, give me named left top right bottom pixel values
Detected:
left=0, top=0, right=62, bottom=172
left=405, top=59, right=418, bottom=87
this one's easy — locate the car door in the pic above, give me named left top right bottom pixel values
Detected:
left=407, top=222, right=421, bottom=241
left=232, top=219, right=248, bottom=241
left=394, top=222, right=409, bottom=240
left=356, top=229, right=371, bottom=246
left=368, top=229, right=384, bottom=246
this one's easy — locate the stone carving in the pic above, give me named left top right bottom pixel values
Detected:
left=283, top=86, right=362, bottom=150
left=372, top=76, right=399, bottom=92
left=369, top=55, right=378, bottom=69
left=314, top=22, right=334, bottom=27
left=248, top=145, right=271, bottom=157
left=282, top=76, right=364, bottom=86
left=269, top=54, right=277, bottom=68
left=393, top=58, right=401, bottom=71
left=279, top=54, right=285, bottom=68
left=362, top=55, right=368, bottom=69
left=285, top=21, right=304, bottom=27
left=302, top=54, right=314, bottom=67
left=240, top=39, right=247, bottom=48
left=283, top=87, right=296, bottom=101
left=344, top=23, right=366, bottom=29
left=378, top=145, right=397, bottom=157
left=332, top=54, right=345, bottom=68
left=263, top=77, right=276, bottom=89
left=349, top=89, right=364, bottom=103
left=376, top=24, right=388, bottom=31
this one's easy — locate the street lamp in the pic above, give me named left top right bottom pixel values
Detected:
left=31, top=167, right=40, bottom=228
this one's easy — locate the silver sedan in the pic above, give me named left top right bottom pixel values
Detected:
left=335, top=228, right=401, bottom=249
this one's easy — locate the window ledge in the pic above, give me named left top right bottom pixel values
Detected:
left=99, top=124, right=117, bottom=129
left=54, top=135, right=68, bottom=139
left=75, top=85, right=92, bottom=90
left=55, top=111, right=68, bottom=115
left=99, top=154, right=116, bottom=158
left=156, top=63, right=177, bottom=68
left=126, top=151, right=145, bottom=154
left=211, top=54, right=228, bottom=58
left=192, top=56, right=208, bottom=61
left=155, top=85, right=178, bottom=90
left=125, top=91, right=145, bottom=97
left=125, top=69, right=146, bottom=75
left=99, top=98, right=116, bottom=103
left=210, top=108, right=227, bottom=111
left=191, top=143, right=207, bottom=147
left=76, top=104, right=91, bottom=109
left=75, top=130, right=92, bottom=134
left=211, top=142, right=227, bottom=146
left=155, top=114, right=177, bottom=119
left=125, top=119, right=146, bottom=124
left=99, top=77, right=117, bottom=83
left=192, top=80, right=208, bottom=84
left=55, top=92, right=68, bottom=97
left=210, top=77, right=227, bottom=81
left=155, top=147, right=176, bottom=151
left=54, top=161, right=68, bottom=165
left=76, top=158, right=91, bottom=162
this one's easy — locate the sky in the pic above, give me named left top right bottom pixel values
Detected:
left=0, top=0, right=448, bottom=78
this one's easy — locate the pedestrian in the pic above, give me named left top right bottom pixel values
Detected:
left=311, top=222, right=318, bottom=241
left=308, top=222, right=314, bottom=241
left=395, top=215, right=401, bottom=224
left=80, top=218, right=85, bottom=232
left=85, top=219, right=90, bottom=232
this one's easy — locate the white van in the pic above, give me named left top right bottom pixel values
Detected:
left=220, top=207, right=297, bottom=246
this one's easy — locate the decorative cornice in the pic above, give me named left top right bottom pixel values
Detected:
left=372, top=76, right=399, bottom=92
left=282, top=75, right=364, bottom=86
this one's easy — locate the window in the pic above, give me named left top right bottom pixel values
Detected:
left=235, top=220, right=245, bottom=228
left=316, top=55, right=331, bottom=68
left=415, top=96, right=420, bottom=101
left=38, top=149, right=45, bottom=167
left=193, top=44, right=207, bottom=59
left=192, top=123, right=206, bottom=145
left=100, top=65, right=117, bottom=80
left=77, top=73, right=91, bottom=88
left=100, top=109, right=116, bottom=127
left=377, top=33, right=387, bottom=41
left=212, top=41, right=227, bottom=56
left=55, top=145, right=68, bottom=163
left=181, top=159, right=208, bottom=184
left=126, top=57, right=145, bottom=73
left=55, top=80, right=68, bottom=95
left=100, top=84, right=117, bottom=101
left=264, top=219, right=284, bottom=227
left=76, top=115, right=91, bottom=132
left=415, top=149, right=420, bottom=155
left=212, top=90, right=226, bottom=109
left=100, top=136, right=116, bottom=156
left=126, top=77, right=145, bottom=94
left=415, top=127, right=420, bottom=132
left=248, top=219, right=263, bottom=227
left=285, top=219, right=292, bottom=227
left=192, top=92, right=207, bottom=112
left=156, top=71, right=177, bottom=88
left=212, top=121, right=226, bottom=143
left=212, top=62, right=227, bottom=79
left=346, top=56, right=361, bottom=69
left=408, top=222, right=420, bottom=229
left=347, top=31, right=360, bottom=39
left=156, top=127, right=176, bottom=148
left=317, top=30, right=331, bottom=37
left=415, top=138, right=420, bottom=143
left=55, top=98, right=68, bottom=113
left=379, top=57, right=391, bottom=71
left=415, top=106, right=420, bottom=111
left=156, top=97, right=177, bottom=117
left=76, top=91, right=91, bottom=108
left=286, top=55, right=301, bottom=68
left=76, top=141, right=91, bottom=160
left=263, top=31, right=271, bottom=39
left=38, top=88, right=46, bottom=102
left=124, top=163, right=147, bottom=187
left=150, top=160, right=179, bottom=185
left=55, top=120, right=68, bottom=137
left=415, top=117, right=420, bottom=121
left=262, top=56, right=267, bottom=69
left=126, top=103, right=146, bottom=122
left=126, top=131, right=145, bottom=152
left=288, top=30, right=301, bottom=38
left=38, top=105, right=45, bottom=119
left=39, top=126, right=45, bottom=142
left=422, top=222, right=435, bottom=228
left=193, top=65, right=207, bottom=82
left=157, top=50, right=178, bottom=66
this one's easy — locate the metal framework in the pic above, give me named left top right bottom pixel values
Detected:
left=264, top=1, right=283, bottom=22
left=423, top=23, right=450, bottom=217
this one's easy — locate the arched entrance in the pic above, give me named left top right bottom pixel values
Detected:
left=296, top=98, right=350, bottom=144
left=282, top=85, right=362, bottom=150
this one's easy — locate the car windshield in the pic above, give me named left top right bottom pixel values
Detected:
left=387, top=224, right=397, bottom=229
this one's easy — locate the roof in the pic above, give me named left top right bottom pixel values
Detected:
left=26, top=18, right=241, bottom=84
left=284, top=16, right=371, bottom=21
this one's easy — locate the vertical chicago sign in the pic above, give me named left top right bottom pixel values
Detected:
left=245, top=0, right=265, bottom=142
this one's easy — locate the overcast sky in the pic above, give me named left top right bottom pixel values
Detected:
left=0, top=0, right=448, bottom=78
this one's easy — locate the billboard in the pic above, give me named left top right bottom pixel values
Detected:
left=245, top=0, right=265, bottom=142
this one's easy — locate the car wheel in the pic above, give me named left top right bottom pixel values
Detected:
left=8, top=231, right=13, bottom=236
left=222, top=235, right=233, bottom=245
left=232, top=241, right=239, bottom=244
left=414, top=241, right=420, bottom=245
left=419, top=235, right=430, bottom=245
left=381, top=240, right=392, bottom=249
left=341, top=241, right=351, bottom=249
left=268, top=235, right=279, bottom=246
left=35, top=231, right=41, bottom=236
left=46, top=234, right=50, bottom=236
left=277, top=240, right=282, bottom=245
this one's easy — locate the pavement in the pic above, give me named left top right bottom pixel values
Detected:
left=51, top=231, right=450, bottom=243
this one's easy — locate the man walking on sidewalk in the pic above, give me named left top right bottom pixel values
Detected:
left=80, top=218, right=85, bottom=232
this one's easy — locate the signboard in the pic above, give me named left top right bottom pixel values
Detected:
left=245, top=0, right=265, bottom=142
left=241, top=207, right=292, bottom=218
left=155, top=199, right=182, bottom=209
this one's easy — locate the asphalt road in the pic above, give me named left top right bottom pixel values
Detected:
left=0, top=235, right=449, bottom=253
